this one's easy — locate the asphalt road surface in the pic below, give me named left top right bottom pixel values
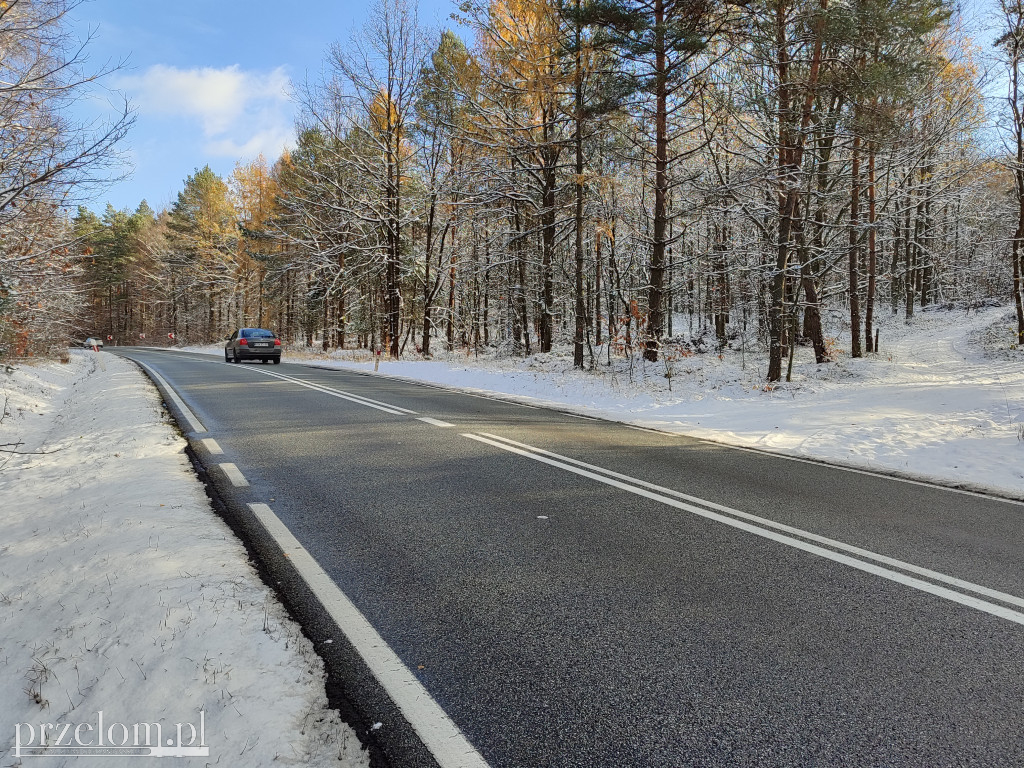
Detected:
left=110, top=347, right=1024, bottom=768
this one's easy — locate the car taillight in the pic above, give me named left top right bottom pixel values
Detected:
left=274, top=339, right=281, bottom=346
left=238, top=338, right=247, bottom=345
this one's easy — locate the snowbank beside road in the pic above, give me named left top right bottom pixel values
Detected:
left=0, top=352, right=367, bottom=767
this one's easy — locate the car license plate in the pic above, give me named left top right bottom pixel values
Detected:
left=253, top=343, right=270, bottom=347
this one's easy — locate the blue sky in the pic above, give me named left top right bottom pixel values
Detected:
left=73, top=0, right=461, bottom=213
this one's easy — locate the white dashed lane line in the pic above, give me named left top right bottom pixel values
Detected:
left=417, top=417, right=455, bottom=427
left=201, top=438, right=224, bottom=455
left=219, top=463, right=250, bottom=487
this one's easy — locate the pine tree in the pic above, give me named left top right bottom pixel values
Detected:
left=587, top=0, right=738, bottom=361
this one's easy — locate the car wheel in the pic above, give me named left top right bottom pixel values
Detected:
left=272, top=357, right=281, bottom=365
left=225, top=352, right=230, bottom=362
left=232, top=351, right=240, bottom=363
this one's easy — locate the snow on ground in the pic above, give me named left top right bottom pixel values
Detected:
left=187, top=304, right=1024, bottom=497
left=0, top=351, right=368, bottom=767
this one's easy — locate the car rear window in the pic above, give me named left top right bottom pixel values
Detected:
left=242, top=329, right=275, bottom=338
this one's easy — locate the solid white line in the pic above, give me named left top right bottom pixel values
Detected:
left=219, top=463, right=250, bottom=487
left=479, top=433, right=1024, bottom=611
left=201, top=438, right=224, bottom=455
left=135, top=360, right=207, bottom=434
left=464, top=432, right=1024, bottom=627
left=417, top=417, right=455, bottom=427
left=566, top=413, right=598, bottom=421
left=247, top=503, right=490, bottom=768
left=244, top=368, right=417, bottom=415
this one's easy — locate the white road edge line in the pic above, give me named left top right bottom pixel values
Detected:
left=135, top=360, right=207, bottom=434
left=243, top=368, right=417, bottom=415
left=201, top=438, right=224, bottom=455
left=417, top=417, right=455, bottom=427
left=246, top=503, right=490, bottom=768
left=478, top=433, right=1024, bottom=611
left=464, top=432, right=1024, bottom=627
left=218, top=463, right=250, bottom=487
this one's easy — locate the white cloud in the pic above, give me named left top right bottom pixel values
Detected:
left=118, top=64, right=295, bottom=159
left=205, top=128, right=293, bottom=160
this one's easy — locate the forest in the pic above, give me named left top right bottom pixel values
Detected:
left=5, top=0, right=1024, bottom=382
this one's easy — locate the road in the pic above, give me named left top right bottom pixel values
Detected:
left=111, top=347, right=1024, bottom=768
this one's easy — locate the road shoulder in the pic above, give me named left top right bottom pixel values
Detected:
left=0, top=351, right=367, bottom=767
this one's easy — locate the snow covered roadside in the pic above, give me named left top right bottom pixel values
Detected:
left=190, top=305, right=1024, bottom=499
left=0, top=351, right=367, bottom=767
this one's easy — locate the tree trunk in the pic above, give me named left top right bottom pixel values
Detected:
left=422, top=193, right=437, bottom=357
left=849, top=128, right=862, bottom=358
left=573, top=10, right=586, bottom=369
left=920, top=160, right=933, bottom=310
left=905, top=179, right=916, bottom=319
left=541, top=162, right=556, bottom=353
left=483, top=232, right=490, bottom=346
left=865, top=142, right=877, bottom=353
left=387, top=137, right=402, bottom=359
left=595, top=229, right=603, bottom=346
left=1014, top=41, right=1024, bottom=343
left=644, top=0, right=668, bottom=363
left=768, top=0, right=827, bottom=382
left=447, top=224, right=456, bottom=351
left=796, top=210, right=827, bottom=363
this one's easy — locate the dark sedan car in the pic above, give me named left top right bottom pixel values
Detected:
left=225, top=328, right=281, bottom=364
